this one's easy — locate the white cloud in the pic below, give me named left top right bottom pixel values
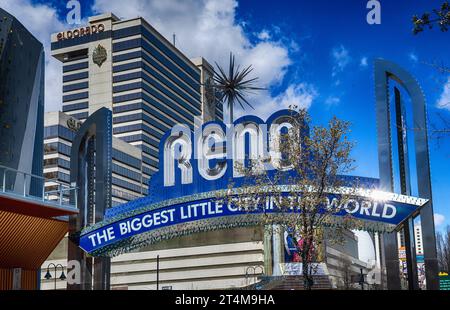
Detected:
left=360, top=56, right=368, bottom=68
left=409, top=52, right=418, bottom=63
left=231, top=83, right=318, bottom=121
left=434, top=213, right=446, bottom=227
left=93, top=0, right=302, bottom=121
left=274, top=83, right=318, bottom=110
left=94, top=0, right=291, bottom=87
left=331, top=45, right=350, bottom=78
left=0, top=0, right=66, bottom=112
left=325, top=96, right=340, bottom=106
left=417, top=214, right=447, bottom=227
left=257, top=29, right=271, bottom=41
left=1, top=0, right=310, bottom=119
left=437, top=76, right=450, bottom=110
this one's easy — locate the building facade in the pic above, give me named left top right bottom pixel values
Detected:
left=43, top=13, right=260, bottom=290
left=0, top=8, right=78, bottom=291
left=0, top=8, right=44, bottom=194
left=51, top=13, right=222, bottom=176
left=43, top=111, right=148, bottom=206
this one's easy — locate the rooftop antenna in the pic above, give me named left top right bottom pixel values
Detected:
left=173, top=33, right=176, bottom=47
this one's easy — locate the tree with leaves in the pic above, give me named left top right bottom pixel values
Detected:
left=436, top=225, right=450, bottom=272
left=219, top=106, right=359, bottom=289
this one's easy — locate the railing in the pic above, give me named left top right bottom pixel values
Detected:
left=0, top=164, right=77, bottom=208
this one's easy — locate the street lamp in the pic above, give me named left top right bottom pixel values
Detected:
left=156, top=255, right=159, bottom=291
left=44, top=263, right=66, bottom=290
left=358, top=268, right=366, bottom=290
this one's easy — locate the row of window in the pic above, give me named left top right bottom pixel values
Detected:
left=142, top=88, right=196, bottom=125
left=114, top=64, right=201, bottom=115
left=63, top=91, right=89, bottom=103
left=113, top=60, right=201, bottom=111
left=142, top=153, right=158, bottom=168
left=141, top=60, right=200, bottom=110
left=43, top=157, right=70, bottom=170
left=63, top=101, right=88, bottom=112
left=112, top=148, right=142, bottom=170
left=70, top=111, right=88, bottom=120
left=113, top=124, right=159, bottom=148
left=121, top=138, right=158, bottom=161
left=43, top=154, right=146, bottom=188
left=113, top=91, right=141, bottom=104
left=113, top=38, right=200, bottom=93
left=44, top=142, right=71, bottom=157
left=63, top=71, right=88, bottom=83
left=113, top=113, right=166, bottom=135
left=131, top=143, right=158, bottom=162
left=112, top=77, right=201, bottom=119
left=44, top=125, right=76, bottom=142
left=113, top=98, right=193, bottom=134
left=63, top=61, right=88, bottom=73
left=44, top=171, right=70, bottom=183
left=113, top=50, right=200, bottom=97
left=112, top=25, right=200, bottom=81
left=63, top=81, right=89, bottom=93
left=112, top=176, right=143, bottom=194
left=45, top=172, right=146, bottom=195
left=113, top=70, right=140, bottom=84
left=142, top=165, right=153, bottom=176
left=112, top=163, right=142, bottom=183
left=112, top=188, right=142, bottom=202
left=44, top=141, right=148, bottom=176
left=113, top=89, right=194, bottom=126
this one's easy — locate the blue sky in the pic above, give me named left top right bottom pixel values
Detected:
left=1, top=0, right=449, bottom=230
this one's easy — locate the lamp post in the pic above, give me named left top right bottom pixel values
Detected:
left=359, top=268, right=366, bottom=290
left=156, top=255, right=160, bottom=291
left=44, top=263, right=66, bottom=290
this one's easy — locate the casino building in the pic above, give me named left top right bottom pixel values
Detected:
left=51, top=12, right=222, bottom=176
left=43, top=111, right=148, bottom=206
left=42, top=12, right=268, bottom=290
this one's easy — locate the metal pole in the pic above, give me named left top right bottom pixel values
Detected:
left=360, top=268, right=364, bottom=290
left=42, top=181, right=45, bottom=201
left=2, top=169, right=5, bottom=192
left=156, top=255, right=160, bottom=290
left=59, top=183, right=63, bottom=205
left=23, top=173, right=27, bottom=196
left=54, top=265, right=57, bottom=290
left=404, top=218, right=419, bottom=290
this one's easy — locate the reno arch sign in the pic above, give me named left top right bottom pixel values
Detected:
left=77, top=110, right=429, bottom=256
left=163, top=111, right=296, bottom=187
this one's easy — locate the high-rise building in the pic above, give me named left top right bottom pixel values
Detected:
left=0, top=8, right=44, bottom=194
left=50, top=13, right=222, bottom=177
left=0, top=8, right=79, bottom=290
left=43, top=111, right=148, bottom=206
left=43, top=13, right=267, bottom=290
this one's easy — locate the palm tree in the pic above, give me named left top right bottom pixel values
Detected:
left=213, top=52, right=265, bottom=123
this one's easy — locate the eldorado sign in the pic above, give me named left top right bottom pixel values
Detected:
left=77, top=110, right=428, bottom=256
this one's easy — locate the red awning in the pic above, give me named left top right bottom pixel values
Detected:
left=0, top=193, right=77, bottom=270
